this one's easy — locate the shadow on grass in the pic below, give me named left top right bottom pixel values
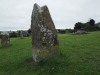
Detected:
left=24, top=54, right=69, bottom=75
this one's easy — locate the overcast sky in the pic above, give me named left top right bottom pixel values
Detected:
left=0, top=0, right=100, bottom=31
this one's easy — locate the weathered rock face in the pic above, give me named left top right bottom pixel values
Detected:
left=0, top=34, right=10, bottom=47
left=31, top=3, right=59, bottom=62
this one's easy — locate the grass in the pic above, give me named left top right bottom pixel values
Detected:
left=0, top=31, right=100, bottom=75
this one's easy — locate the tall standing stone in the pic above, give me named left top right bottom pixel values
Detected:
left=31, top=3, right=59, bottom=62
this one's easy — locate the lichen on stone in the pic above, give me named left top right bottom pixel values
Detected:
left=31, top=3, right=59, bottom=63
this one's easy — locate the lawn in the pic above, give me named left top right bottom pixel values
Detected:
left=0, top=31, right=100, bottom=75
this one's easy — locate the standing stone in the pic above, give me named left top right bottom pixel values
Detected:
left=31, top=3, right=59, bottom=62
left=20, top=30, right=24, bottom=39
left=0, top=34, right=10, bottom=47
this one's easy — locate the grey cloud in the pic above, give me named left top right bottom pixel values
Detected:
left=0, top=0, right=100, bottom=31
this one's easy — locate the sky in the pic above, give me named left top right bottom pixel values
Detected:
left=0, top=0, right=100, bottom=31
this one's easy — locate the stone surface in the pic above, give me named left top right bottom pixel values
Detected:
left=31, top=3, right=59, bottom=62
left=0, top=34, right=10, bottom=47
left=20, top=30, right=24, bottom=39
left=73, top=30, right=87, bottom=35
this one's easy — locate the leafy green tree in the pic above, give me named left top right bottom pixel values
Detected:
left=74, top=22, right=83, bottom=30
left=89, top=19, right=95, bottom=26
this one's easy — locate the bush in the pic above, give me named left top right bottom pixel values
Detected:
left=9, top=32, right=18, bottom=38
left=57, top=29, right=66, bottom=34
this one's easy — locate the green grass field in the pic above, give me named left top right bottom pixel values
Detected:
left=0, top=31, right=100, bottom=75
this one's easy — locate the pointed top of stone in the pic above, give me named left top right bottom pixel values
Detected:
left=41, top=5, right=48, bottom=11
left=34, top=3, right=40, bottom=8
left=33, top=3, right=43, bottom=13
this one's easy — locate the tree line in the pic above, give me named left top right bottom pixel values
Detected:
left=74, top=19, right=100, bottom=31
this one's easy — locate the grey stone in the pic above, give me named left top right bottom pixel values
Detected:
left=0, top=34, right=10, bottom=47
left=73, top=30, right=87, bottom=35
left=20, top=30, right=24, bottom=39
left=31, top=3, right=59, bottom=62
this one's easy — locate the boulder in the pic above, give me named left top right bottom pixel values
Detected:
left=0, top=34, right=10, bottom=47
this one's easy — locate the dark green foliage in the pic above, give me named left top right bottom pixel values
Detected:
left=17, top=31, right=21, bottom=37
left=27, top=29, right=31, bottom=35
left=66, top=29, right=75, bottom=33
left=17, top=31, right=30, bottom=37
left=74, top=19, right=100, bottom=31
left=9, top=32, right=18, bottom=38
left=89, top=19, right=95, bottom=26
left=74, top=22, right=83, bottom=30
left=57, top=29, right=66, bottom=34
left=57, top=29, right=75, bottom=34
left=0, top=35, right=1, bottom=38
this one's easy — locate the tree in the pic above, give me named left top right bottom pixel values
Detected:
left=74, top=22, right=83, bottom=30
left=74, top=19, right=100, bottom=31
left=9, top=32, right=18, bottom=38
left=89, top=19, right=95, bottom=26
